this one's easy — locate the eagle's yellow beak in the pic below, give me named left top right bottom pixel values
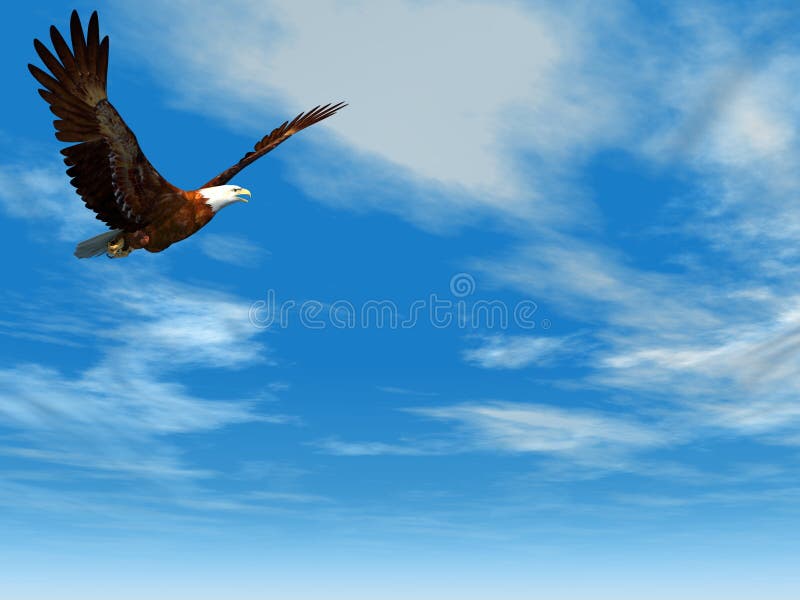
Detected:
left=236, top=188, right=251, bottom=203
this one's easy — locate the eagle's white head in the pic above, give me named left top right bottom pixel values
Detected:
left=200, top=185, right=252, bottom=212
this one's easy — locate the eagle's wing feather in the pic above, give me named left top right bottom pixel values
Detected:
left=29, top=11, right=178, bottom=231
left=201, top=102, right=346, bottom=188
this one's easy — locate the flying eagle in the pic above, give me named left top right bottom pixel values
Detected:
left=29, top=11, right=345, bottom=258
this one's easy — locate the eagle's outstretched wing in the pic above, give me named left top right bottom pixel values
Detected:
left=29, top=11, right=177, bottom=231
left=201, top=102, right=347, bottom=189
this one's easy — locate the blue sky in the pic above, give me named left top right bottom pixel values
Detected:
left=3, top=1, right=800, bottom=598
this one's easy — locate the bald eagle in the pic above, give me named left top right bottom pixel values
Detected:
left=29, top=11, right=345, bottom=258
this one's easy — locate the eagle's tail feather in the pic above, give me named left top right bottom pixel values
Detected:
left=74, top=229, right=121, bottom=258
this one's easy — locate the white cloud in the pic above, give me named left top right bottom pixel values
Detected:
left=410, top=402, right=667, bottom=455
left=107, top=273, right=271, bottom=370
left=474, top=237, right=723, bottom=333
left=376, top=386, right=439, bottom=398
left=0, top=363, right=255, bottom=438
left=316, top=401, right=668, bottom=466
left=640, top=8, right=800, bottom=273
left=197, top=233, right=269, bottom=268
left=572, top=11, right=800, bottom=438
left=0, top=267, right=280, bottom=480
left=313, top=438, right=438, bottom=456
left=111, top=0, right=631, bottom=228
left=474, top=233, right=800, bottom=440
left=0, top=162, right=99, bottom=241
left=592, top=299, right=800, bottom=438
left=462, top=335, right=566, bottom=369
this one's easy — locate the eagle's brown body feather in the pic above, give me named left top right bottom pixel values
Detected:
left=29, top=11, right=345, bottom=256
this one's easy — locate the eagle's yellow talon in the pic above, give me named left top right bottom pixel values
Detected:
left=106, top=238, right=130, bottom=258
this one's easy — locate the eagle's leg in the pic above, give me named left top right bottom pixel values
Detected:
left=107, top=237, right=131, bottom=258
left=131, top=231, right=150, bottom=247
left=107, top=231, right=150, bottom=258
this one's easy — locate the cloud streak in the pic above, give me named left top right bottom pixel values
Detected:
left=0, top=161, right=99, bottom=241
left=462, top=335, right=567, bottom=370
left=410, top=402, right=668, bottom=455
left=317, top=401, right=670, bottom=469
left=197, top=233, right=268, bottom=268
left=0, top=266, right=279, bottom=483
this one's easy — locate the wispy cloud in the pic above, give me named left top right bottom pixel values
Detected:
left=0, top=161, right=99, bottom=240
left=475, top=236, right=800, bottom=442
left=376, top=386, right=439, bottom=398
left=462, top=335, right=566, bottom=370
left=197, top=232, right=269, bottom=268
left=474, top=237, right=724, bottom=334
left=316, top=401, right=670, bottom=467
left=313, top=438, right=442, bottom=457
left=459, top=4, right=800, bottom=443
left=409, top=402, right=668, bottom=456
left=0, top=267, right=281, bottom=483
left=642, top=6, right=800, bottom=273
left=107, top=272, right=273, bottom=370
